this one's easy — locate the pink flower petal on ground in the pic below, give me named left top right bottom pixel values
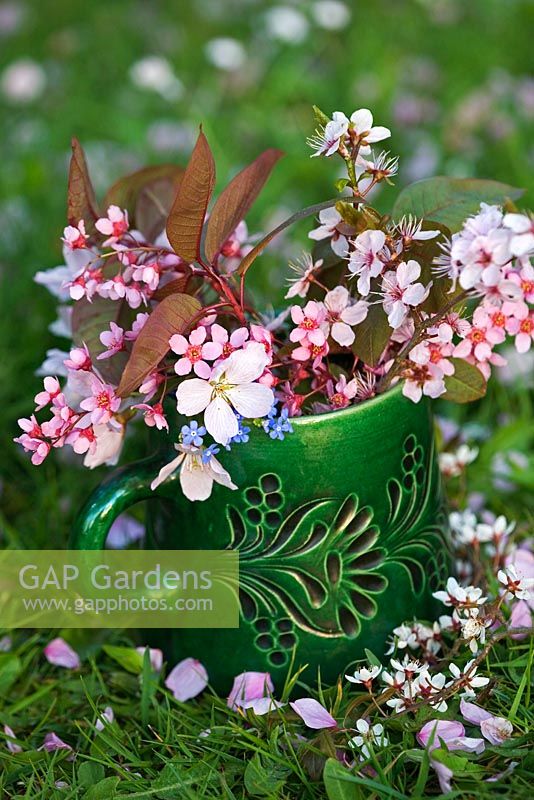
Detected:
left=40, top=732, right=72, bottom=752
left=289, top=698, right=337, bottom=729
left=44, top=638, right=80, bottom=669
left=480, top=716, right=513, bottom=745
left=460, top=698, right=492, bottom=725
left=431, top=759, right=453, bottom=794
left=165, top=657, right=208, bottom=701
left=4, top=725, right=22, bottom=753
left=241, top=697, right=286, bottom=715
left=227, top=671, right=274, bottom=709
left=417, top=720, right=465, bottom=749
left=136, top=647, right=163, bottom=672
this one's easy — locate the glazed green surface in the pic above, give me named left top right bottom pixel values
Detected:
left=72, top=386, right=450, bottom=691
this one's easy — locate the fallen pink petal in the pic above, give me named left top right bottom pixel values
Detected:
left=290, top=698, right=337, bottom=729
left=43, top=638, right=81, bottom=670
left=136, top=647, right=163, bottom=672
left=40, top=732, right=73, bottom=752
left=227, top=671, right=274, bottom=710
left=4, top=725, right=22, bottom=754
left=165, top=658, right=208, bottom=701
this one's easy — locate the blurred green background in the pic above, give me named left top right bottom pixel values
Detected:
left=1, top=0, right=533, bottom=547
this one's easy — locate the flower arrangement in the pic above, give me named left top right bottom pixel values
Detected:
left=16, top=107, right=533, bottom=501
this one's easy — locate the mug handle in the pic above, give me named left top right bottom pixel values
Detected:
left=69, top=455, right=165, bottom=550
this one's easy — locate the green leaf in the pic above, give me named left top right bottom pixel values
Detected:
left=443, top=358, right=487, bottom=403
left=205, top=148, right=283, bottom=262
left=67, top=138, right=100, bottom=231
left=0, top=654, right=22, bottom=695
left=117, top=293, right=201, bottom=397
left=103, top=164, right=184, bottom=225
left=351, top=301, right=391, bottom=366
left=393, top=177, right=524, bottom=232
left=78, top=762, right=105, bottom=789
left=243, top=753, right=289, bottom=797
left=103, top=645, right=144, bottom=674
left=83, top=777, right=120, bottom=799
left=363, top=648, right=382, bottom=668
left=323, top=759, right=364, bottom=800
left=313, top=104, right=331, bottom=127
left=166, top=129, right=216, bottom=262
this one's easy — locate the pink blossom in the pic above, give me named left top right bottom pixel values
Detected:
left=507, top=262, right=534, bottom=303
left=133, top=402, right=168, bottom=431
left=409, top=339, right=455, bottom=378
left=98, top=273, right=127, bottom=301
left=132, top=260, right=162, bottom=291
left=285, top=253, right=322, bottom=299
left=14, top=416, right=50, bottom=465
left=125, top=312, right=149, bottom=341
left=34, top=376, right=63, bottom=411
left=44, top=638, right=80, bottom=669
left=454, top=307, right=507, bottom=377
left=80, top=379, right=121, bottom=425
left=429, top=312, right=471, bottom=342
left=289, top=698, right=337, bottom=729
left=211, top=323, right=249, bottom=360
left=62, top=220, right=88, bottom=250
left=459, top=229, right=511, bottom=290
left=165, top=657, right=208, bottom=701
left=139, top=371, right=164, bottom=400
left=324, top=286, right=368, bottom=346
left=328, top=374, right=358, bottom=409
left=290, top=301, right=327, bottom=346
left=401, top=361, right=446, bottom=403
left=227, top=671, right=274, bottom=710
left=249, top=325, right=274, bottom=358
left=308, top=207, right=350, bottom=257
left=95, top=205, right=129, bottom=244
left=349, top=108, right=391, bottom=148
left=170, top=326, right=222, bottom=379
left=308, top=111, right=349, bottom=157
left=64, top=345, right=92, bottom=371
left=66, top=424, right=97, bottom=455
left=136, top=647, right=163, bottom=672
left=219, top=220, right=253, bottom=272
left=381, top=260, right=430, bottom=329
left=506, top=306, right=534, bottom=353
left=393, top=214, right=440, bottom=244
left=292, top=336, right=329, bottom=366
left=348, top=229, right=387, bottom=296
left=97, top=322, right=125, bottom=360
left=67, top=268, right=102, bottom=301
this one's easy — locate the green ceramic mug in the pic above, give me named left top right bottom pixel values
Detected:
left=71, top=385, right=450, bottom=690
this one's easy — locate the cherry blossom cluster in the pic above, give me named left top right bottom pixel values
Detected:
left=16, top=107, right=533, bottom=502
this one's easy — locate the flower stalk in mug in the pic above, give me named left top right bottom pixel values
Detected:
left=16, top=109, right=532, bottom=501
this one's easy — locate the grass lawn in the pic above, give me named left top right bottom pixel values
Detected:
left=0, top=0, right=533, bottom=796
